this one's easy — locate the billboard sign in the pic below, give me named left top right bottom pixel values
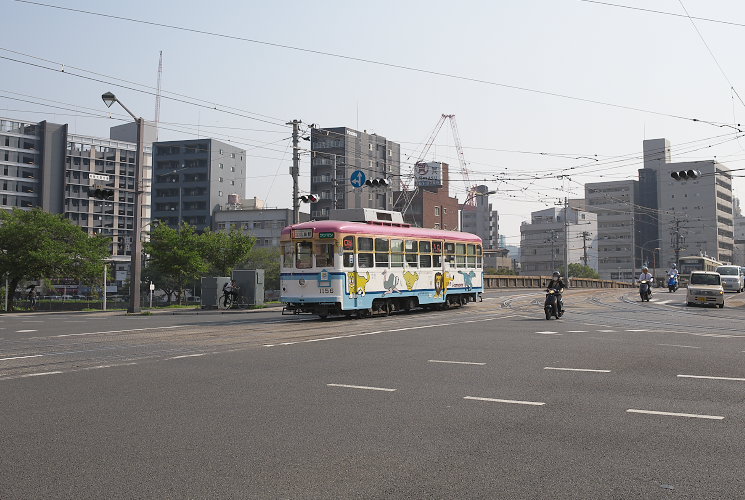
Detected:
left=414, top=161, right=443, bottom=187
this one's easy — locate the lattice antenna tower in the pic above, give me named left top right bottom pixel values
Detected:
left=154, top=51, right=163, bottom=141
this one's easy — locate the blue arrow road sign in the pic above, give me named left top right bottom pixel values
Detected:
left=350, top=170, right=366, bottom=188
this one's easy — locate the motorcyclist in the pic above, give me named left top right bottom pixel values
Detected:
left=639, top=266, right=654, bottom=296
left=546, top=271, right=566, bottom=313
left=666, top=263, right=679, bottom=282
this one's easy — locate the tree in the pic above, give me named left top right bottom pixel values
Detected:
left=202, top=229, right=255, bottom=277
left=0, top=208, right=110, bottom=311
left=143, top=223, right=210, bottom=304
left=241, top=246, right=281, bottom=291
left=563, top=263, right=600, bottom=279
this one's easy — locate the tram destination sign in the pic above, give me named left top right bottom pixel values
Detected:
left=292, top=229, right=313, bottom=239
left=319, top=232, right=335, bottom=239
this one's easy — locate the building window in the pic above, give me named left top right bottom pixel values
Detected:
left=218, top=191, right=223, bottom=197
left=443, top=207, right=447, bottom=214
left=434, top=223, right=441, bottom=229
left=368, top=144, right=372, bottom=151
left=219, top=149, right=223, bottom=154
left=231, top=153, right=235, bottom=158
left=218, top=177, right=223, bottom=182
left=230, top=180, right=235, bottom=185
left=434, top=206, right=440, bottom=216
left=219, top=163, right=224, bottom=169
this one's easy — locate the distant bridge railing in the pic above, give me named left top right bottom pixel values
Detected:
left=483, top=275, right=634, bottom=289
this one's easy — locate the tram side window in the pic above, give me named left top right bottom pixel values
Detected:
left=433, top=254, right=442, bottom=267
left=343, top=236, right=355, bottom=252
left=432, top=241, right=442, bottom=254
left=390, top=238, right=404, bottom=267
left=358, top=252, right=374, bottom=268
left=419, top=241, right=431, bottom=268
left=343, top=253, right=355, bottom=268
left=405, top=240, right=418, bottom=253
left=455, top=243, right=467, bottom=268
left=315, top=243, right=334, bottom=268
left=358, top=237, right=373, bottom=252
left=445, top=242, right=455, bottom=255
left=375, top=251, right=389, bottom=267
left=281, top=242, right=294, bottom=268
left=295, top=241, right=313, bottom=269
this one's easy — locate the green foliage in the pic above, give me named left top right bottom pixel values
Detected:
left=241, top=246, right=280, bottom=290
left=0, top=208, right=109, bottom=310
left=202, top=229, right=255, bottom=277
left=562, top=263, right=600, bottom=279
left=143, top=223, right=210, bottom=302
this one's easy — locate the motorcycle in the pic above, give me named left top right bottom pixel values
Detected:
left=544, top=288, right=563, bottom=320
left=667, top=275, right=678, bottom=293
left=639, top=280, right=652, bottom=301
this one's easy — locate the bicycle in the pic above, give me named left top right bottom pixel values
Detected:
left=219, top=292, right=249, bottom=310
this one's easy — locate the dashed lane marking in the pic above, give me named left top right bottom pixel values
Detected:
left=464, top=396, right=545, bottom=406
left=16, top=330, right=37, bottom=333
left=626, top=409, right=724, bottom=420
left=327, top=384, right=396, bottom=392
left=19, top=371, right=63, bottom=378
left=535, top=331, right=559, bottom=334
left=678, top=374, right=745, bottom=382
left=597, top=330, right=616, bottom=333
left=428, top=360, right=486, bottom=366
left=168, top=353, right=207, bottom=360
left=626, top=329, right=649, bottom=332
left=0, top=354, right=44, bottom=362
left=566, top=330, right=588, bottom=333
left=544, top=367, right=611, bottom=373
left=658, top=344, right=701, bottom=349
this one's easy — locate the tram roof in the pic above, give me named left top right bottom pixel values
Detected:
left=282, top=220, right=482, bottom=243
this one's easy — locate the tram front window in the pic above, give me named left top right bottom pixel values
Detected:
left=295, top=242, right=313, bottom=269
left=315, top=243, right=334, bottom=267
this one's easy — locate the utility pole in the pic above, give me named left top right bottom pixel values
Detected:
left=564, top=197, right=570, bottom=278
left=579, top=230, right=592, bottom=266
left=288, top=119, right=301, bottom=224
left=545, top=229, right=559, bottom=272
left=671, top=217, right=685, bottom=266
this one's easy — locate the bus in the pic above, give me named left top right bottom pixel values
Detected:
left=280, top=217, right=483, bottom=319
left=677, top=255, right=722, bottom=286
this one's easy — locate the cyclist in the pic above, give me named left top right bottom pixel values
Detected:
left=26, top=284, right=38, bottom=310
left=222, top=279, right=239, bottom=308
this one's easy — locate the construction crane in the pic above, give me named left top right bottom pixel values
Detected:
left=154, top=51, right=163, bottom=141
left=397, top=114, right=476, bottom=217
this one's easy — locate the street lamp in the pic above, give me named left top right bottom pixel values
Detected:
left=102, top=91, right=145, bottom=313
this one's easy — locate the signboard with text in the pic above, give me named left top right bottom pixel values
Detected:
left=414, top=161, right=443, bottom=187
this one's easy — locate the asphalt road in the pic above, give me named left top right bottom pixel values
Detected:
left=2, top=287, right=745, bottom=499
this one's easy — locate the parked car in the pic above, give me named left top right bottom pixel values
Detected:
left=686, top=271, right=725, bottom=308
left=715, top=265, right=744, bottom=292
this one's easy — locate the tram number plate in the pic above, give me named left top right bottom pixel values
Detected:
left=319, top=287, right=334, bottom=294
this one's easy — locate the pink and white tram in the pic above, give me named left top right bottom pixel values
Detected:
left=280, top=219, right=484, bottom=318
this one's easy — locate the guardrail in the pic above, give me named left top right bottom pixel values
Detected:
left=484, top=275, right=634, bottom=289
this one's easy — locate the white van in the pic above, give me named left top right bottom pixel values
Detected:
left=715, top=265, right=744, bottom=292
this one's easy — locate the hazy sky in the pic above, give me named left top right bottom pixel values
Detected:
left=4, top=0, right=745, bottom=244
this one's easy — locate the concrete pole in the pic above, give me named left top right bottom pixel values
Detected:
left=103, top=263, right=107, bottom=311
left=288, top=119, right=301, bottom=224
left=4, top=273, right=8, bottom=312
left=128, top=117, right=144, bottom=313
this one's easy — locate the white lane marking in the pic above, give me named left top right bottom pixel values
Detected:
left=544, top=367, right=611, bottom=373
left=22, top=321, right=44, bottom=323
left=538, top=332, right=563, bottom=336
left=678, top=374, right=745, bottom=382
left=626, top=409, right=724, bottom=420
left=16, top=330, right=37, bottom=333
left=168, top=353, right=206, bottom=360
left=464, top=396, right=545, bottom=406
left=597, top=330, right=616, bottom=333
left=566, top=330, right=587, bottom=333
left=656, top=300, right=671, bottom=305
left=626, top=329, right=648, bottom=332
left=428, top=360, right=486, bottom=366
left=0, top=354, right=45, bottom=361
left=535, top=331, right=558, bottom=334
left=51, top=325, right=184, bottom=338
left=658, top=344, right=701, bottom=349
left=84, top=362, right=138, bottom=370
left=20, top=371, right=63, bottom=378
left=327, top=383, right=396, bottom=392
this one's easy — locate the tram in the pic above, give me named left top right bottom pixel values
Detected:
left=280, top=210, right=484, bottom=318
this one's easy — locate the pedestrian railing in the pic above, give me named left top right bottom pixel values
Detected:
left=484, top=275, right=634, bottom=289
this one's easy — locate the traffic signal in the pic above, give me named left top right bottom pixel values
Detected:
left=364, top=178, right=391, bottom=187
left=88, top=187, right=115, bottom=199
left=671, top=169, right=700, bottom=181
left=299, top=194, right=319, bottom=203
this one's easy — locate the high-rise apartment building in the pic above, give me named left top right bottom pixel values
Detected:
left=460, top=185, right=497, bottom=248
left=151, top=139, right=245, bottom=232
left=310, top=127, right=400, bottom=219
left=1, top=117, right=153, bottom=259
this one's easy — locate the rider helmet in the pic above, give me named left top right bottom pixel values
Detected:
left=671, top=263, right=677, bottom=269
left=552, top=271, right=560, bottom=278
left=642, top=266, right=648, bottom=272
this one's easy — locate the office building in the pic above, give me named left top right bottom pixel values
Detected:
left=151, top=139, right=245, bottom=232
left=310, top=127, right=400, bottom=219
left=460, top=185, right=498, bottom=248
left=584, top=180, right=642, bottom=280
left=212, top=197, right=307, bottom=248
left=520, top=206, right=598, bottom=276
left=642, top=138, right=734, bottom=266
